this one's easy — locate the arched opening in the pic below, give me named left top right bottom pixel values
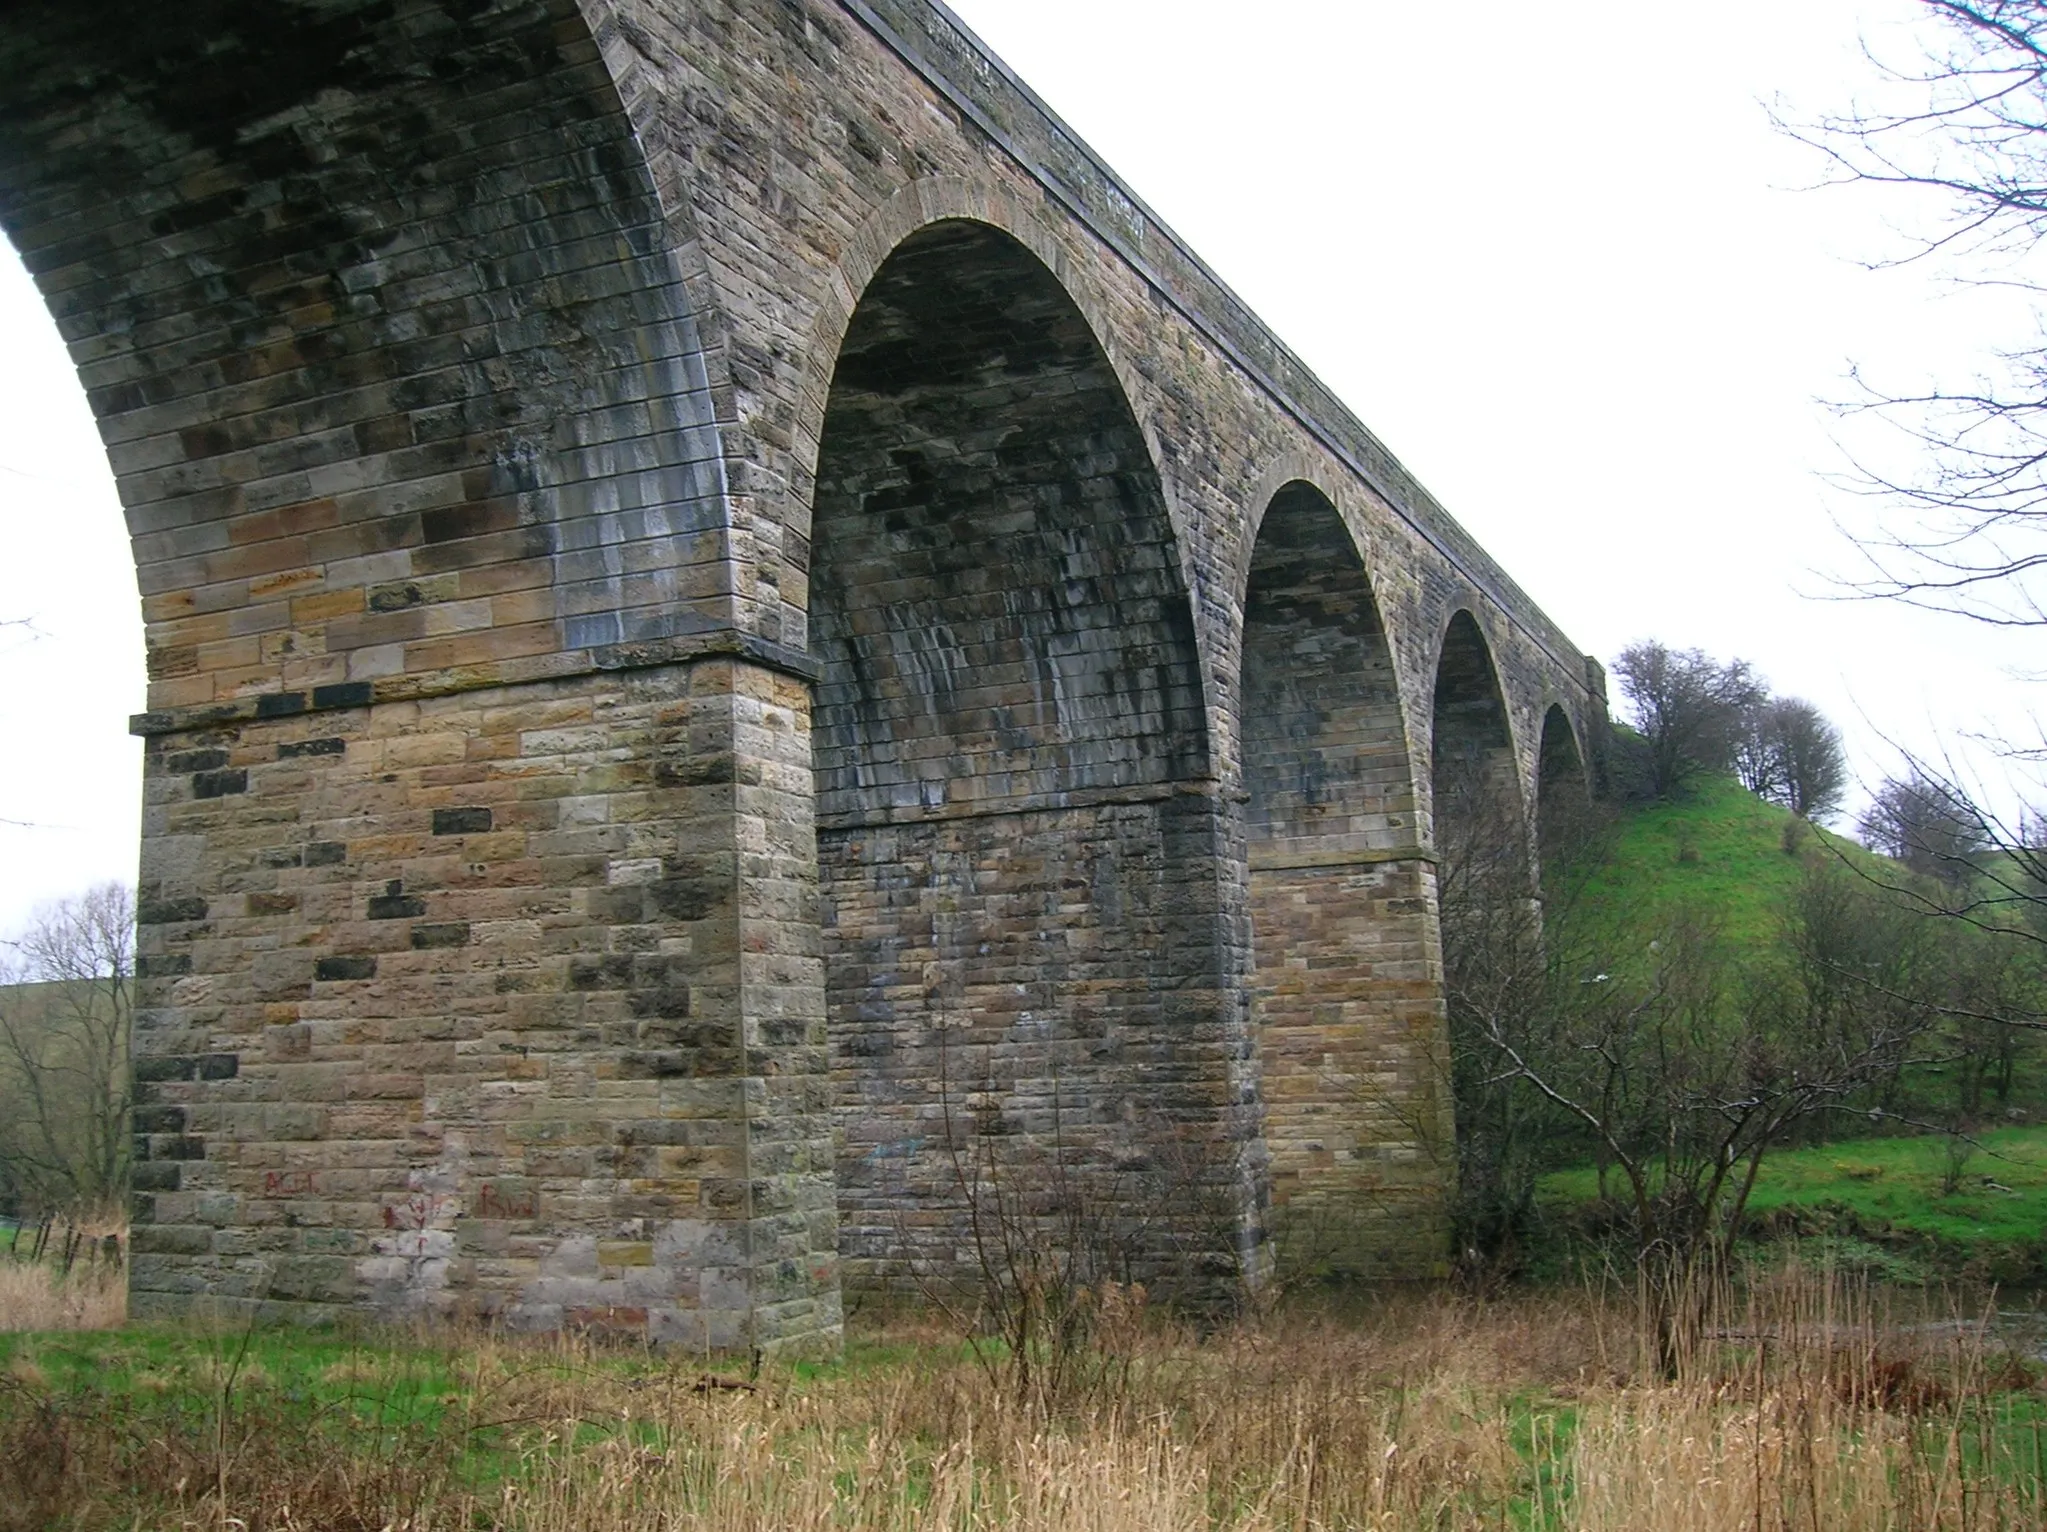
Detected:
left=809, top=219, right=1225, bottom=1295
left=1430, top=612, right=1528, bottom=887
left=0, top=3, right=760, bottom=1343
left=2, top=2, right=729, bottom=687
left=1239, top=482, right=1445, bottom=1278
left=1430, top=610, right=1534, bottom=1271
left=1535, top=704, right=1592, bottom=882
left=0, top=238, right=142, bottom=936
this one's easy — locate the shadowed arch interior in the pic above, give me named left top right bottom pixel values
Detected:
left=1238, top=483, right=1447, bottom=1278
left=1242, top=482, right=1411, bottom=858
left=1535, top=704, right=1590, bottom=877
left=1430, top=611, right=1526, bottom=874
left=808, top=219, right=1225, bottom=1294
left=0, top=0, right=726, bottom=707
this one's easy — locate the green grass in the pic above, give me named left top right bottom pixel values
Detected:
left=0, top=1323, right=464, bottom=1408
left=1541, top=1124, right=2047, bottom=1281
left=0, top=1320, right=731, bottom=1521
left=1744, top=1126, right=2047, bottom=1244
left=1570, top=773, right=1876, bottom=960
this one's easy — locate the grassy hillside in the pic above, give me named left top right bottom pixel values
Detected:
left=1534, top=771, right=2047, bottom=1275
left=1580, top=773, right=1802, bottom=941
left=1564, top=772, right=1890, bottom=961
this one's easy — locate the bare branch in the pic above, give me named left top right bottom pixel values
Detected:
left=1788, top=2, right=2047, bottom=623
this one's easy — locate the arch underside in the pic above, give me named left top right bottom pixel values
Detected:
left=0, top=0, right=776, bottom=1342
left=809, top=221, right=1235, bottom=1295
left=0, top=0, right=727, bottom=711
left=1240, top=483, right=1447, bottom=1277
left=1431, top=611, right=1530, bottom=892
left=1429, top=613, right=1541, bottom=1277
left=1536, top=704, right=1590, bottom=877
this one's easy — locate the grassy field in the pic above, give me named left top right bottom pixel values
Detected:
left=1743, top=1126, right=2047, bottom=1245
left=1541, top=1124, right=2047, bottom=1282
left=1584, top=772, right=1806, bottom=940
left=2, top=1269, right=2044, bottom=1530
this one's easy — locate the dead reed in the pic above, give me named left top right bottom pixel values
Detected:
left=0, top=1257, right=123, bottom=1332
left=0, top=1263, right=2038, bottom=1530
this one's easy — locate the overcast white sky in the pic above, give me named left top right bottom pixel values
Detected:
left=4, top=0, right=2045, bottom=936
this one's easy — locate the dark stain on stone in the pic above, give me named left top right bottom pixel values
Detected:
left=278, top=737, right=347, bottom=759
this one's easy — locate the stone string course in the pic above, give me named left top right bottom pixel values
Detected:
left=0, top=0, right=1606, bottom=1353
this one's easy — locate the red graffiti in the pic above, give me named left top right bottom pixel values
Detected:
left=474, top=1183, right=538, bottom=1220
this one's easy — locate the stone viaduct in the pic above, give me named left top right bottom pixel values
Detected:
left=0, top=0, right=1604, bottom=1353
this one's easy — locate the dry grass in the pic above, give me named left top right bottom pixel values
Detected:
left=0, top=1267, right=2040, bottom=1530
left=0, top=1258, right=124, bottom=1332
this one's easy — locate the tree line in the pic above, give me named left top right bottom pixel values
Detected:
left=1609, top=636, right=2040, bottom=892
left=1609, top=639, right=1849, bottom=822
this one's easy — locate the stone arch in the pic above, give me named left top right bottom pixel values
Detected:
left=1234, top=454, right=1372, bottom=597
left=1534, top=703, right=1592, bottom=880
left=789, top=182, right=1210, bottom=691
left=794, top=182, right=1125, bottom=523
left=808, top=215, right=1231, bottom=1294
left=0, top=2, right=774, bottom=1340
left=1427, top=608, right=1528, bottom=860
left=1237, top=478, right=1445, bottom=1277
left=0, top=0, right=729, bottom=711
left=1239, top=478, right=1414, bottom=859
left=1426, top=610, right=1533, bottom=1280
left=574, top=0, right=729, bottom=342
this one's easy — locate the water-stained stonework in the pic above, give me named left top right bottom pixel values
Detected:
left=811, top=223, right=1232, bottom=1293
left=0, top=0, right=1604, bottom=1353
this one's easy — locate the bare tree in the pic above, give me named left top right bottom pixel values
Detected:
left=0, top=883, right=134, bottom=1217
left=1738, top=697, right=1850, bottom=823
left=1860, top=768, right=1993, bottom=882
left=1440, top=743, right=1951, bottom=1343
left=1734, top=705, right=1789, bottom=805
left=1773, top=700, right=1851, bottom=821
left=1812, top=743, right=2047, bottom=980
left=1776, top=6, right=2047, bottom=1059
left=1612, top=641, right=1765, bottom=800
left=1469, top=889, right=1942, bottom=1368
left=1789, top=1, right=2047, bottom=624
left=1434, top=748, right=1570, bottom=1279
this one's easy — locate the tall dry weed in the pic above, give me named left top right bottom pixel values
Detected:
left=1568, top=1258, right=2046, bottom=1531
left=0, top=1258, right=123, bottom=1331
left=503, top=1393, right=1240, bottom=1532
left=0, top=1265, right=2039, bottom=1530
left=1568, top=1384, right=2033, bottom=1531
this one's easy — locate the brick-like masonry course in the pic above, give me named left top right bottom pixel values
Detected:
left=0, top=0, right=1607, bottom=1351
